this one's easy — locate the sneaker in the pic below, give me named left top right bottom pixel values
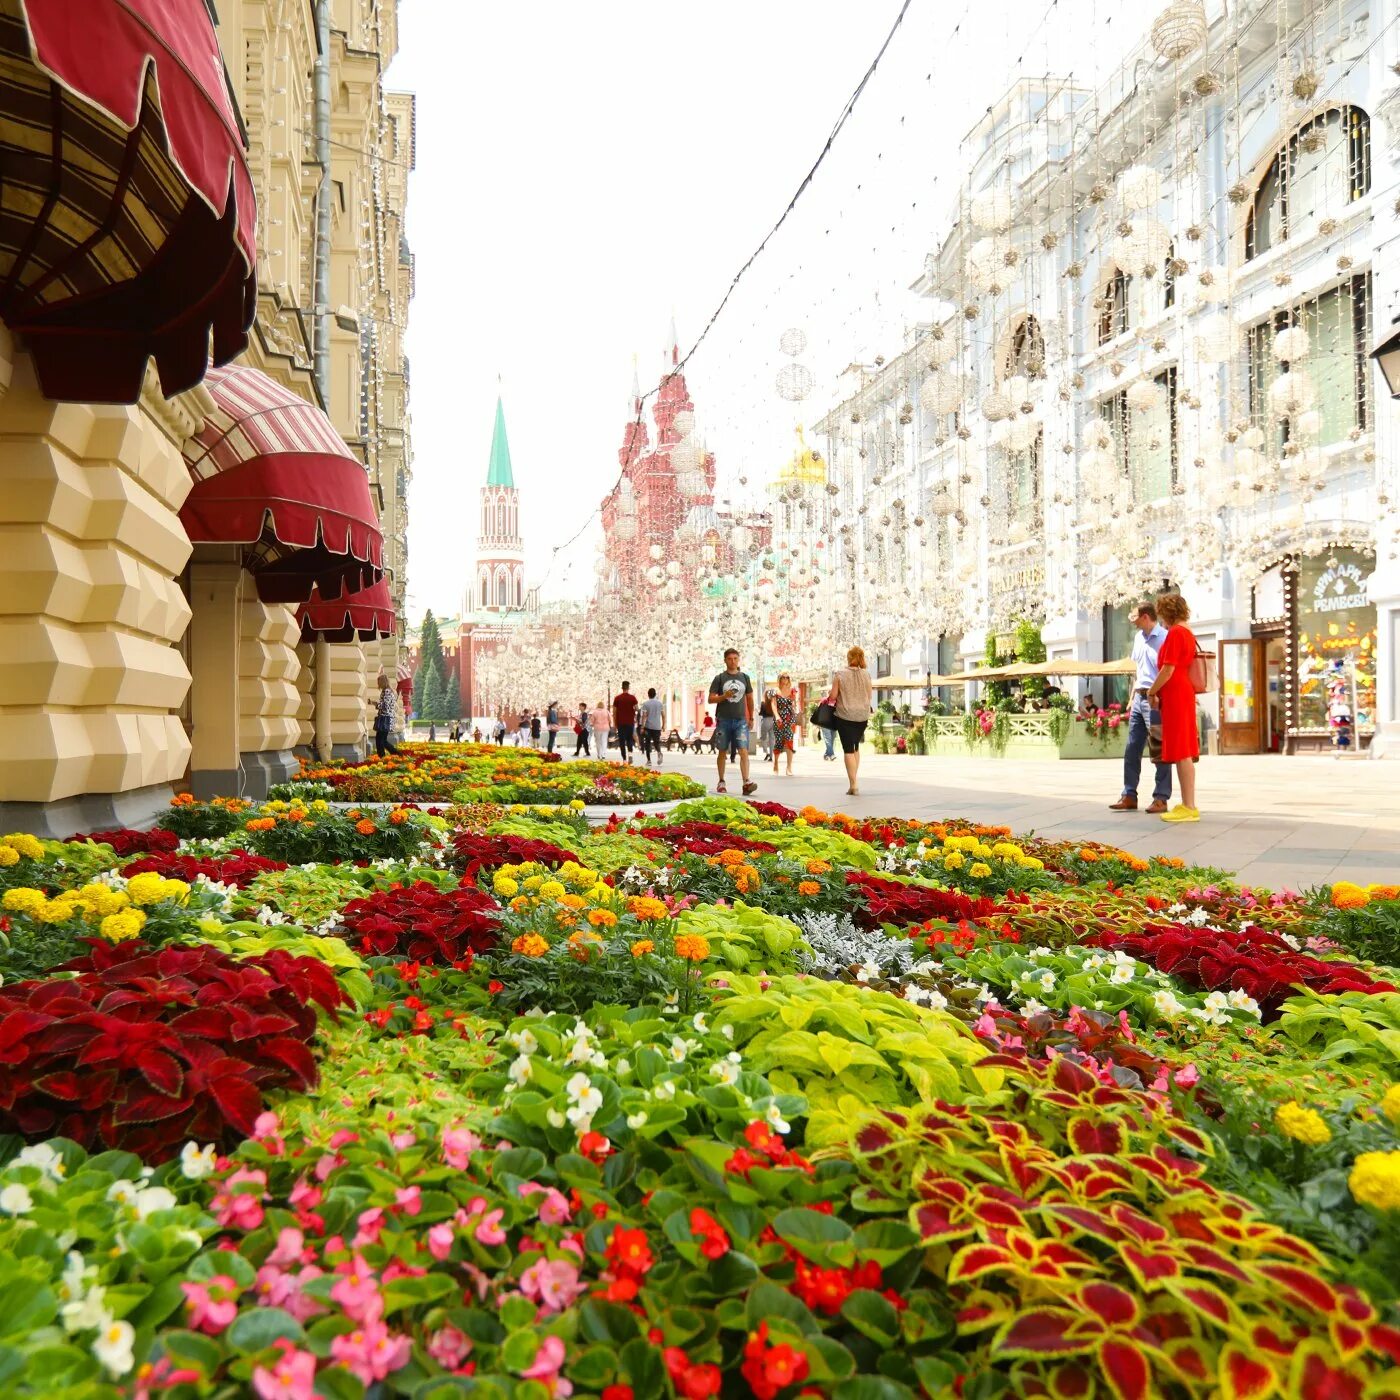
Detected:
left=715, top=782, right=727, bottom=794
left=742, top=782, right=758, bottom=795
left=1160, top=805, right=1200, bottom=822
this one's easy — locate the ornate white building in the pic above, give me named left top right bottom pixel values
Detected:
left=814, top=0, right=1400, bottom=756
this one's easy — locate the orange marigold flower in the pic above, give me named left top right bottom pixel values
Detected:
left=1331, top=882, right=1370, bottom=911
left=1369, top=885, right=1400, bottom=902
left=588, top=908, right=619, bottom=928
left=171, top=793, right=195, bottom=807
left=674, top=933, right=710, bottom=962
left=285, top=808, right=306, bottom=823
left=717, top=849, right=747, bottom=867
left=798, top=880, right=822, bottom=896
left=630, top=939, right=655, bottom=957
left=355, top=819, right=377, bottom=836
left=627, top=896, right=669, bottom=921
left=805, top=860, right=831, bottom=875
left=1078, top=848, right=1100, bottom=862
left=559, top=894, right=587, bottom=910
left=511, top=932, right=550, bottom=957
left=389, top=809, right=409, bottom=825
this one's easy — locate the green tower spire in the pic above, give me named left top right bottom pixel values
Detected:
left=486, top=396, right=514, bottom=488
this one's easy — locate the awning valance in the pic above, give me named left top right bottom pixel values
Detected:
left=181, top=365, right=383, bottom=605
left=296, top=578, right=395, bottom=643
left=0, top=0, right=257, bottom=402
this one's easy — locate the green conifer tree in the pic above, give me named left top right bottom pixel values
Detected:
left=413, top=610, right=444, bottom=715
left=422, top=658, right=446, bottom=724
left=445, top=669, right=462, bottom=723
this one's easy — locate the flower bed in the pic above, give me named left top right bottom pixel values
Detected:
left=1, top=794, right=1399, bottom=1396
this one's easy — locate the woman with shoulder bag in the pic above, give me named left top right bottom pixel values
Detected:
left=1145, top=593, right=1202, bottom=823
left=820, top=646, right=873, bottom=797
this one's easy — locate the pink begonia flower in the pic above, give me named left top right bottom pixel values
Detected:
left=521, top=1258, right=586, bottom=1315
left=557, top=1234, right=585, bottom=1262
left=1117, top=1010, right=1136, bottom=1043
left=1174, top=1064, right=1200, bottom=1089
left=1150, top=1070, right=1170, bottom=1095
left=329, top=1317, right=412, bottom=1385
left=256, top=1264, right=325, bottom=1322
left=252, top=1342, right=317, bottom=1400
left=212, top=1169, right=267, bottom=1231
left=442, top=1127, right=481, bottom=1169
left=474, top=1207, right=507, bottom=1247
left=381, top=1260, right=427, bottom=1283
left=536, top=1187, right=571, bottom=1226
left=427, top=1223, right=455, bottom=1261
left=330, top=1256, right=382, bottom=1323
left=394, top=1185, right=422, bottom=1216
left=972, top=1012, right=998, bottom=1039
left=288, top=1178, right=322, bottom=1212
left=135, top=1358, right=201, bottom=1400
left=327, top=1129, right=360, bottom=1150
left=181, top=1277, right=239, bottom=1334
left=354, top=1207, right=385, bottom=1247
left=267, top=1228, right=307, bottom=1268
left=521, top=1335, right=573, bottom=1396
left=427, top=1325, right=473, bottom=1370
left=252, top=1111, right=285, bottom=1155
left=313, top=1152, right=345, bottom=1182
left=391, top=1130, right=416, bottom=1150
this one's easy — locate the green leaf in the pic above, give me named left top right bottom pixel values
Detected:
left=160, top=1329, right=224, bottom=1376
left=227, top=1306, right=307, bottom=1354
left=315, top=1365, right=368, bottom=1399
left=498, top=1294, right=539, bottom=1332
left=501, top=1329, right=543, bottom=1373
left=746, top=1280, right=819, bottom=1335
left=773, top=1206, right=855, bottom=1263
left=842, top=1289, right=900, bottom=1345
left=579, top=1299, right=642, bottom=1344
left=619, top=1336, right=665, bottom=1394
left=568, top=1345, right=617, bottom=1386
left=851, top=1219, right=919, bottom=1265
left=833, top=1376, right=917, bottom=1400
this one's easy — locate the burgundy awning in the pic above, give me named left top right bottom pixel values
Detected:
left=181, top=365, right=383, bottom=605
left=296, top=578, right=395, bottom=643
left=0, top=0, right=257, bottom=402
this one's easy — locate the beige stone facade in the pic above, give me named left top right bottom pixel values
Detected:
left=0, top=0, right=413, bottom=830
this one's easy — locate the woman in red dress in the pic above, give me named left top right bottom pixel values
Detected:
left=1146, top=593, right=1200, bottom=822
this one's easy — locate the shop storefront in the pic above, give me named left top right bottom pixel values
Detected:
left=1219, top=549, right=1376, bottom=755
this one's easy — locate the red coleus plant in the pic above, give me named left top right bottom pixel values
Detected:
left=0, top=939, right=348, bottom=1160
left=640, top=822, right=779, bottom=858
left=77, top=827, right=181, bottom=857
left=847, top=871, right=1012, bottom=930
left=743, top=800, right=797, bottom=821
left=337, top=881, right=500, bottom=965
left=450, top=832, right=578, bottom=881
left=120, top=851, right=289, bottom=888
left=1095, top=922, right=1395, bottom=1018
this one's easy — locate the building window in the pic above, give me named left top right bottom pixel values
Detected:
left=875, top=649, right=891, bottom=679
left=496, top=569, right=508, bottom=607
left=1246, top=107, right=1371, bottom=260
left=496, top=501, right=505, bottom=537
left=1295, top=547, right=1376, bottom=734
left=1135, top=368, right=1178, bottom=501
left=1097, top=268, right=1130, bottom=345
left=1102, top=604, right=1134, bottom=708
left=1247, top=272, right=1371, bottom=448
left=1006, top=315, right=1046, bottom=379
left=1098, top=389, right=1130, bottom=479
left=1163, top=241, right=1176, bottom=309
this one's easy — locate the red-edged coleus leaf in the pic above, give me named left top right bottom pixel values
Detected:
left=1047, top=1363, right=1094, bottom=1399
left=1162, top=1278, right=1236, bottom=1331
left=134, top=1048, right=185, bottom=1098
left=1219, top=1345, right=1276, bottom=1400
left=1067, top=1115, right=1125, bottom=1156
left=255, top=1036, right=318, bottom=1088
left=1161, top=1338, right=1211, bottom=1384
left=1290, top=1348, right=1364, bottom=1400
left=953, top=1289, right=1013, bottom=1335
left=1119, top=1245, right=1181, bottom=1288
left=991, top=1307, right=1098, bottom=1359
left=1076, top=1282, right=1140, bottom=1329
left=1178, top=1242, right=1248, bottom=1284
left=207, top=1072, right=263, bottom=1135
left=1367, top=1323, right=1400, bottom=1365
left=910, top=1201, right=974, bottom=1245
left=1328, top=1318, right=1367, bottom=1363
left=1254, top=1263, right=1338, bottom=1317
left=1097, top=1339, right=1153, bottom=1400
left=30, top=1071, right=84, bottom=1102
left=947, top=1243, right=1015, bottom=1285
left=113, top=1088, right=194, bottom=1125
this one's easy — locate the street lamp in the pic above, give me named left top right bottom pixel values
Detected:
left=1371, top=315, right=1400, bottom=399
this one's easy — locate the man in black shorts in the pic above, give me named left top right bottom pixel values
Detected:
left=612, top=682, right=638, bottom=764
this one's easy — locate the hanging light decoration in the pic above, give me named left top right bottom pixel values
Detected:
left=1150, top=0, right=1207, bottom=62
left=1117, top=164, right=1161, bottom=212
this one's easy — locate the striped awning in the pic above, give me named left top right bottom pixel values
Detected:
left=296, top=578, right=395, bottom=643
left=181, top=365, right=383, bottom=606
left=0, top=0, right=256, bottom=402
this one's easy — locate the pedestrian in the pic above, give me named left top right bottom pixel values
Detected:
left=1109, top=602, right=1173, bottom=815
left=707, top=648, right=757, bottom=795
left=612, top=681, right=639, bottom=764
left=758, top=689, right=776, bottom=761
left=428, top=720, right=437, bottom=744
left=530, top=711, right=542, bottom=746
left=574, top=701, right=591, bottom=756
left=639, top=687, right=665, bottom=766
left=590, top=699, right=611, bottom=760
left=825, top=645, right=873, bottom=797
left=494, top=715, right=506, bottom=745
left=373, top=672, right=399, bottom=758
left=772, top=673, right=797, bottom=776
left=472, top=726, right=482, bottom=743
left=517, top=711, right=531, bottom=747
left=546, top=701, right=560, bottom=754
left=1145, top=593, right=1201, bottom=822
left=821, top=721, right=837, bottom=761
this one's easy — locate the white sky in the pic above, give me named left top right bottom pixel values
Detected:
left=389, top=1, right=1142, bottom=624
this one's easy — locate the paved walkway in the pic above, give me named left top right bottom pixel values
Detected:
left=625, top=746, right=1399, bottom=888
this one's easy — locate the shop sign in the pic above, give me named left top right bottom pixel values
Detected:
left=1310, top=560, right=1369, bottom=614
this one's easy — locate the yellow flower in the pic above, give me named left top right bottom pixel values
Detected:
left=125, top=872, right=169, bottom=907
left=793, top=817, right=807, bottom=828
left=630, top=939, right=655, bottom=957
left=159, top=879, right=190, bottom=905
left=1350, top=1151, right=1400, bottom=1211
left=943, top=852, right=965, bottom=871
left=0, top=845, right=18, bottom=867
left=1381, top=1085, right=1400, bottom=1129
left=538, top=881, right=567, bottom=900
left=968, top=863, right=993, bottom=879
left=1275, top=1101, right=1331, bottom=1147
left=493, top=876, right=519, bottom=897
left=569, top=800, right=586, bottom=811
left=1018, top=857, right=1045, bottom=871
left=2, top=888, right=47, bottom=915
left=510, top=933, right=550, bottom=958
left=1369, top=884, right=1400, bottom=901
left=2, top=833, right=44, bottom=861
left=523, top=875, right=544, bottom=892
left=37, top=900, right=80, bottom=924
left=99, top=911, right=147, bottom=943
left=971, top=843, right=993, bottom=860
left=673, top=933, right=710, bottom=962
left=992, top=842, right=1022, bottom=859
left=1331, top=881, right=1370, bottom=911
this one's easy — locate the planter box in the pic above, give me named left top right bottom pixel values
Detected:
left=917, top=714, right=1128, bottom=760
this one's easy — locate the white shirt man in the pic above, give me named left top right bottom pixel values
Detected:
left=1109, top=604, right=1173, bottom=813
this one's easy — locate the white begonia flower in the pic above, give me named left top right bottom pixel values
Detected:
left=1227, top=988, right=1261, bottom=1017
left=0, top=1183, right=33, bottom=1215
left=93, top=1319, right=135, bottom=1377
left=1038, top=971, right=1057, bottom=993
left=765, top=1103, right=790, bottom=1134
left=58, top=1252, right=93, bottom=1303
left=692, top=1012, right=709, bottom=1033
left=1084, top=954, right=1104, bottom=971
left=546, top=1109, right=566, bottom=1129
left=15, top=1142, right=66, bottom=1180
left=61, top=1285, right=110, bottom=1334
left=1152, top=989, right=1183, bottom=1018
left=564, top=1038, right=594, bottom=1067
left=133, top=1186, right=176, bottom=1220
left=1110, top=963, right=1134, bottom=984
left=105, top=1180, right=138, bottom=1208
left=668, top=1037, right=689, bottom=1064
left=627, top=1111, right=649, bottom=1129
left=590, top=1049, right=607, bottom=1069
left=614, top=1057, right=631, bottom=1078
left=855, top=960, right=882, bottom=984
left=1021, top=998, right=1049, bottom=1019
left=662, top=993, right=680, bottom=1015
left=508, top=1028, right=539, bottom=1055
left=568, top=1085, right=602, bottom=1119
left=710, top=1060, right=741, bottom=1086
left=721, top=1024, right=734, bottom=1041
left=523, top=1006, right=548, bottom=1019
left=507, top=1053, right=533, bottom=1087
left=565, top=1072, right=593, bottom=1102
left=653, top=1079, right=677, bottom=1101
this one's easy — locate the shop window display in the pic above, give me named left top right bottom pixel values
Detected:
left=1295, top=548, right=1376, bottom=738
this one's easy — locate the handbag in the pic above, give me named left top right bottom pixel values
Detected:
left=810, top=699, right=837, bottom=729
left=1188, top=646, right=1217, bottom=695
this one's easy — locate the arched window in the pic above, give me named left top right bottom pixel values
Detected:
left=1005, top=315, right=1046, bottom=379
left=1163, top=240, right=1176, bottom=310
left=1098, top=269, right=1130, bottom=345
left=496, top=500, right=505, bottom=537
left=1247, top=106, right=1371, bottom=259
left=478, top=568, right=489, bottom=610
left=496, top=568, right=508, bottom=607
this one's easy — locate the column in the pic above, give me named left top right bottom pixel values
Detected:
left=328, top=640, right=368, bottom=757
left=237, top=597, right=301, bottom=796
left=187, top=558, right=244, bottom=799
left=294, top=641, right=315, bottom=751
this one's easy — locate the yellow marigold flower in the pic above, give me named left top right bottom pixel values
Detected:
left=523, top=875, right=544, bottom=892
left=159, top=879, right=190, bottom=905
left=493, top=876, right=519, bottom=897
left=805, top=860, right=831, bottom=875
left=943, top=852, right=965, bottom=871
left=627, top=896, right=668, bottom=921
left=125, top=872, right=170, bottom=906
left=969, top=863, right=993, bottom=879
left=798, top=880, right=822, bottom=896
left=1018, top=857, right=1045, bottom=871
left=38, top=900, right=80, bottom=924
left=3, top=833, right=44, bottom=861
left=673, top=933, right=710, bottom=962
left=0, top=845, right=18, bottom=867
left=1331, top=881, right=1369, bottom=911
left=100, top=911, right=147, bottom=943
left=569, top=800, right=586, bottom=811
left=1275, top=1101, right=1331, bottom=1147
left=1369, top=884, right=1400, bottom=901
left=792, top=817, right=808, bottom=828
left=510, top=933, right=550, bottom=958
left=630, top=939, right=655, bottom=957
left=992, top=842, right=1021, bottom=859
left=1381, top=1085, right=1400, bottom=1129
left=2, top=888, right=47, bottom=915
left=588, top=908, right=618, bottom=928
left=1350, top=1151, right=1400, bottom=1211
left=538, top=881, right=567, bottom=899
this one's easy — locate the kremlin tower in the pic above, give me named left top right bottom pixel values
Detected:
left=475, top=396, right=525, bottom=613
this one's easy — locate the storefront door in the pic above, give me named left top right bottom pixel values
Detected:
left=1219, top=639, right=1262, bottom=754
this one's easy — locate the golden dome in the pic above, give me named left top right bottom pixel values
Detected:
left=774, top=425, right=826, bottom=487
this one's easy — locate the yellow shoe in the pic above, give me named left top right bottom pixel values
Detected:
left=1160, top=805, right=1200, bottom=822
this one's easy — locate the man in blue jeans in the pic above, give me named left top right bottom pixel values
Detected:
left=707, top=648, right=757, bottom=795
left=1109, top=602, right=1173, bottom=814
